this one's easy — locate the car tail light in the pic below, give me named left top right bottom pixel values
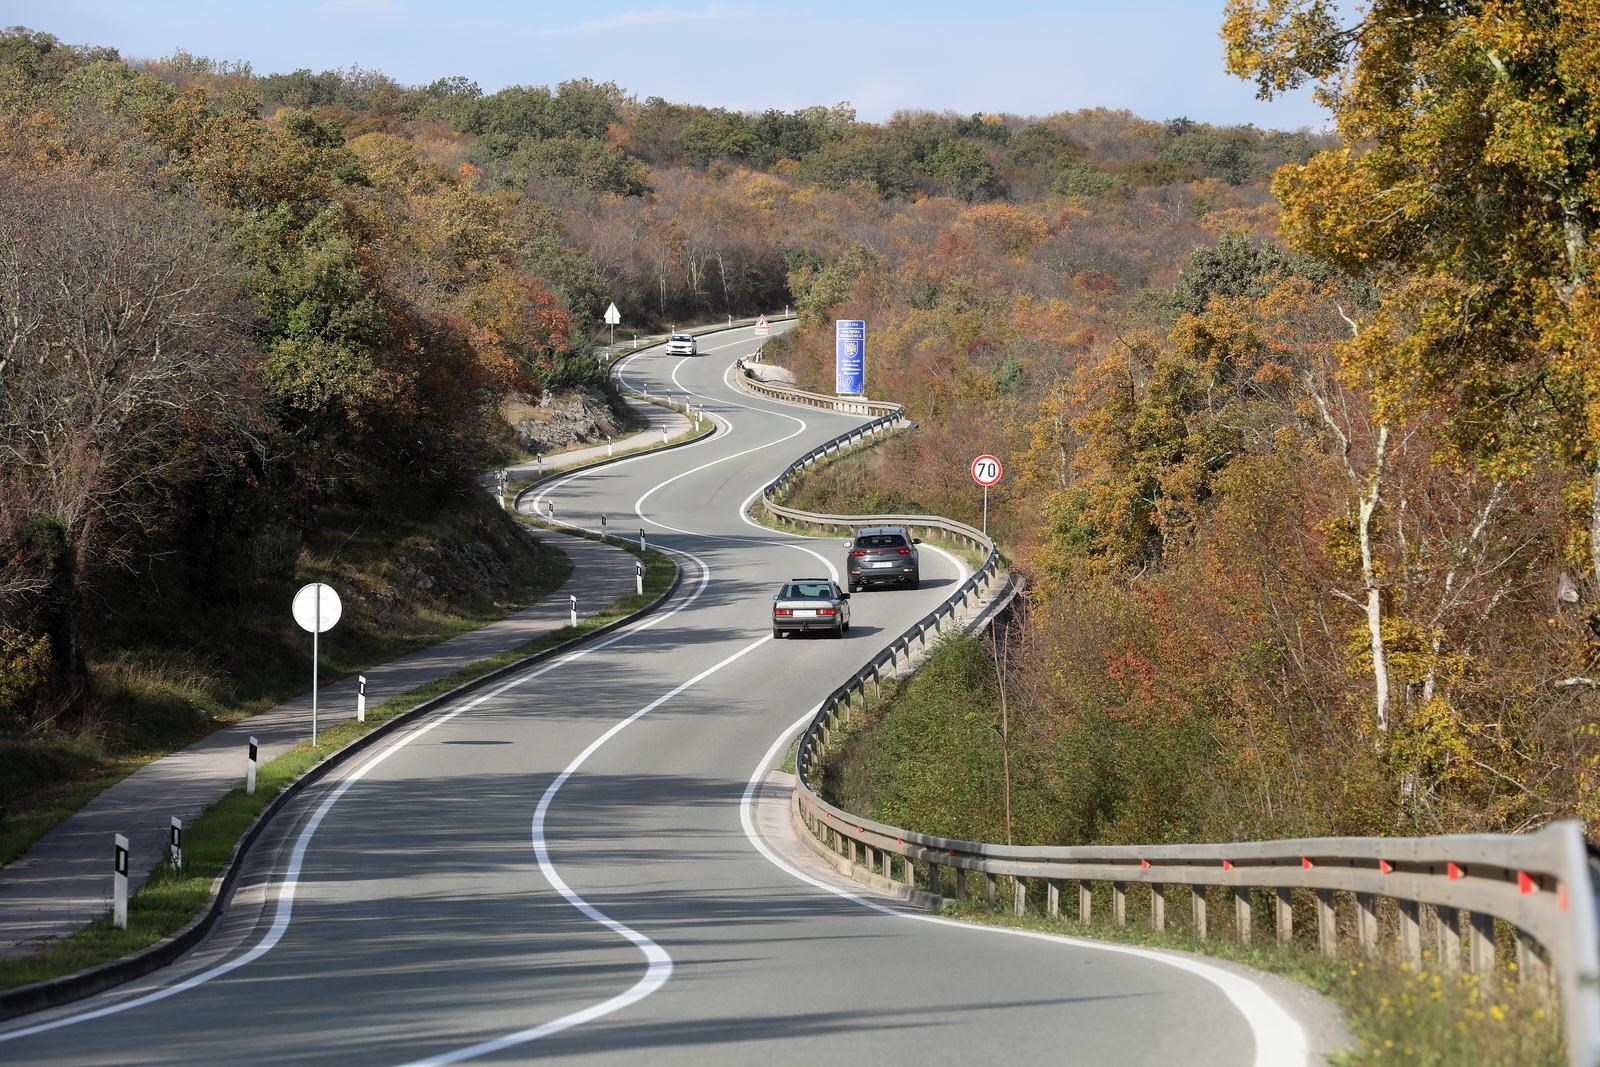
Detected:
left=817, top=607, right=836, bottom=616
left=774, top=608, right=793, bottom=616
left=897, top=547, right=911, bottom=555
left=849, top=549, right=865, bottom=557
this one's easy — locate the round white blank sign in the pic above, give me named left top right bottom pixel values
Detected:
left=292, top=583, right=342, bottom=634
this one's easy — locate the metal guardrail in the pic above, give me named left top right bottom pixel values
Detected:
left=735, top=360, right=902, bottom=417
left=738, top=366, right=1600, bottom=1067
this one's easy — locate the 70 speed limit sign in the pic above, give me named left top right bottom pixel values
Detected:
left=971, top=454, right=1002, bottom=486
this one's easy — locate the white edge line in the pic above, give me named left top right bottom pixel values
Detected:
left=738, top=715, right=1312, bottom=1067
left=403, top=601, right=771, bottom=1066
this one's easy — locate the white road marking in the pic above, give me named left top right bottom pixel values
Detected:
left=402, top=626, right=772, bottom=1066
left=738, top=714, right=1313, bottom=1067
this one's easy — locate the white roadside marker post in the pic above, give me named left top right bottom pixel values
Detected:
left=247, top=736, right=258, bottom=794
left=113, top=834, right=129, bottom=929
left=169, top=816, right=183, bottom=873
left=661, top=430, right=668, bottom=444
left=569, top=595, right=578, bottom=627
left=601, top=515, right=608, bottom=534
left=639, top=529, right=647, bottom=552
left=636, top=560, right=644, bottom=597
left=608, top=440, right=614, bottom=457
left=357, top=674, right=366, bottom=723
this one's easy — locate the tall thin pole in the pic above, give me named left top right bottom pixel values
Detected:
left=312, top=592, right=320, bottom=744
left=983, top=485, right=989, bottom=537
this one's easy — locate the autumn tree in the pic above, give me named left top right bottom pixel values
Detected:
left=1224, top=0, right=1600, bottom=609
left=0, top=163, right=254, bottom=714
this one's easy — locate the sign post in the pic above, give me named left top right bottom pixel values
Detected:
left=835, top=320, right=866, bottom=396
left=603, top=301, right=621, bottom=347
left=971, top=454, right=1003, bottom=536
left=292, top=583, right=342, bottom=745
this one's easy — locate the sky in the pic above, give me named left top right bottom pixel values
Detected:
left=2, top=1, right=1331, bottom=130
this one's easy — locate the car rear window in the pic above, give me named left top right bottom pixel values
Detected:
left=782, top=582, right=833, bottom=599
left=857, top=534, right=907, bottom=548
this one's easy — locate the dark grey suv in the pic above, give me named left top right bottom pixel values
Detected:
left=845, top=526, right=920, bottom=591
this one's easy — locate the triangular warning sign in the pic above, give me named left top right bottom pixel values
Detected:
left=754, top=313, right=771, bottom=335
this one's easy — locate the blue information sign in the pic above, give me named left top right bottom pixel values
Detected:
left=835, top=320, right=866, bottom=395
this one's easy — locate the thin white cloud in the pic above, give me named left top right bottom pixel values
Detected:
left=319, top=0, right=406, bottom=13
left=557, top=4, right=757, bottom=35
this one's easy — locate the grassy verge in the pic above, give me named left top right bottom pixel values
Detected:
left=943, top=901, right=1563, bottom=1066
left=0, top=538, right=676, bottom=993
left=812, top=637, right=1564, bottom=1067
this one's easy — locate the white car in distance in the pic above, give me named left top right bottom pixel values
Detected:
left=665, top=333, right=698, bottom=356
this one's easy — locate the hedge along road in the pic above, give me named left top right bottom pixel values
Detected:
left=0, top=323, right=1308, bottom=1066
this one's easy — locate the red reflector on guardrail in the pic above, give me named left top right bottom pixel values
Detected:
left=1379, top=859, right=1393, bottom=874
left=1140, top=859, right=1150, bottom=869
left=1222, top=859, right=1233, bottom=871
left=1560, top=884, right=1570, bottom=910
left=1447, top=862, right=1464, bottom=880
left=1518, top=871, right=1536, bottom=895
left=1302, top=857, right=1313, bottom=869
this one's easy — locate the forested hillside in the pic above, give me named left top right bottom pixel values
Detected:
left=2, top=9, right=1594, bottom=848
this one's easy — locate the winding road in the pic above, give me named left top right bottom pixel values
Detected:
left=0, top=324, right=1317, bottom=1065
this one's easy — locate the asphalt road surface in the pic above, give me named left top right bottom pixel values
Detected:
left=0, top=324, right=1314, bottom=1065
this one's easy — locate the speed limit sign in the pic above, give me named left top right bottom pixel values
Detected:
left=971, top=454, right=1002, bottom=486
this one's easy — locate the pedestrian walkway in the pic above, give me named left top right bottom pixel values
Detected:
left=0, top=531, right=641, bottom=962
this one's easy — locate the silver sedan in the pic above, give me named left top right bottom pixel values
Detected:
left=771, top=578, right=851, bottom=638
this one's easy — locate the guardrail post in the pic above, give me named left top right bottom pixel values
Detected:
left=1515, top=929, right=1548, bottom=992
left=1234, top=887, right=1252, bottom=944
left=1193, top=886, right=1208, bottom=939
left=1151, top=884, right=1165, bottom=931
left=901, top=854, right=914, bottom=888
left=1435, top=905, right=1462, bottom=970
left=1357, top=892, right=1379, bottom=953
left=1275, top=888, right=1293, bottom=945
left=1013, top=878, right=1026, bottom=917
left=1047, top=880, right=1060, bottom=919
left=1079, top=881, right=1093, bottom=923
left=928, top=860, right=942, bottom=897
left=1469, top=912, right=1497, bottom=982
left=985, top=872, right=997, bottom=908
left=955, top=867, right=966, bottom=899
left=1113, top=882, right=1127, bottom=926
left=1399, top=899, right=1422, bottom=965
left=1317, top=889, right=1337, bottom=955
